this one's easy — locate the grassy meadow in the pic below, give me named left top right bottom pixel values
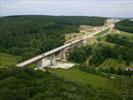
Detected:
left=51, top=67, right=109, bottom=88
left=0, top=52, right=22, bottom=68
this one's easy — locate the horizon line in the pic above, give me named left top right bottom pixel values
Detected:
left=0, top=14, right=132, bottom=19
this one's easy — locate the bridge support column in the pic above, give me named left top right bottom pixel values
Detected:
left=61, top=49, right=66, bottom=61
left=82, top=39, right=87, bottom=45
left=77, top=41, right=82, bottom=48
left=36, top=59, right=43, bottom=70
left=65, top=47, right=70, bottom=57
left=50, top=54, right=56, bottom=66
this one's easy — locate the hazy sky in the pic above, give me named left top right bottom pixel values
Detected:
left=1, top=0, right=133, bottom=18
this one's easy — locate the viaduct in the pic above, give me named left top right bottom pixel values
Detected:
left=16, top=25, right=113, bottom=69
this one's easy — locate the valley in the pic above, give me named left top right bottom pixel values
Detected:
left=0, top=16, right=133, bottom=100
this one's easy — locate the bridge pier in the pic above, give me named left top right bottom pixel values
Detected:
left=65, top=47, right=70, bottom=57
left=50, top=54, right=56, bottom=66
left=82, top=39, right=87, bottom=45
left=36, top=59, right=44, bottom=70
left=77, top=41, right=82, bottom=47
left=61, top=49, right=66, bottom=61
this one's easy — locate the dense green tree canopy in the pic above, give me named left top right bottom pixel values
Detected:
left=115, top=19, right=133, bottom=33
left=106, top=34, right=133, bottom=49
left=68, top=45, right=92, bottom=63
left=68, top=43, right=133, bottom=66
left=0, top=68, right=122, bottom=100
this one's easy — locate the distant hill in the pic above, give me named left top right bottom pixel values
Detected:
left=115, top=19, right=133, bottom=33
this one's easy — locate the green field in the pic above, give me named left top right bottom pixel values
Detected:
left=100, top=40, right=116, bottom=47
left=51, top=67, right=108, bottom=88
left=99, top=58, right=130, bottom=69
left=0, top=52, right=22, bottom=68
left=117, top=31, right=133, bottom=41
left=65, top=32, right=84, bottom=41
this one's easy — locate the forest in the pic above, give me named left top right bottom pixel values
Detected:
left=0, top=67, right=124, bottom=100
left=115, top=19, right=133, bottom=33
left=106, top=34, right=133, bottom=49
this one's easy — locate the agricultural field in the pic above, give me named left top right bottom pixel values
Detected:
left=51, top=67, right=108, bottom=88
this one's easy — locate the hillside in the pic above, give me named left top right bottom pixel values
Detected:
left=115, top=19, right=133, bottom=33
left=0, top=68, right=123, bottom=100
left=0, top=16, right=133, bottom=100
